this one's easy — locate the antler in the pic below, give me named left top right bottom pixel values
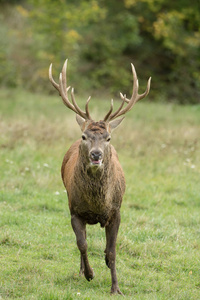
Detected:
left=104, top=64, right=151, bottom=122
left=49, top=59, right=92, bottom=120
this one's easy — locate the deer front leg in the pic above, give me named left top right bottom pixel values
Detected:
left=71, top=215, right=94, bottom=281
left=105, top=211, right=123, bottom=295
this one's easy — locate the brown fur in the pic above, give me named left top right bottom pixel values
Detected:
left=62, top=139, right=125, bottom=225
left=61, top=121, right=125, bottom=294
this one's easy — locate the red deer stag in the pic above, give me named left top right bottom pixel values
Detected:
left=49, top=59, right=151, bottom=295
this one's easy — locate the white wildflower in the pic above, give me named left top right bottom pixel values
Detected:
left=161, top=143, right=166, bottom=149
left=5, top=159, right=13, bottom=164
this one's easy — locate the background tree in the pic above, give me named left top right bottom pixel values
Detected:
left=0, top=0, right=199, bottom=103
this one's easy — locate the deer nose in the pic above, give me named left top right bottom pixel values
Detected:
left=90, top=150, right=102, bottom=161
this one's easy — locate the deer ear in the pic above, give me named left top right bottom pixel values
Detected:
left=76, top=114, right=85, bottom=131
left=108, top=117, right=124, bottom=133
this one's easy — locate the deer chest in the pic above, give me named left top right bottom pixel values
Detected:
left=69, top=177, right=121, bottom=227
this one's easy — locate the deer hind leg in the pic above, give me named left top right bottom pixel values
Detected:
left=79, top=253, right=84, bottom=276
left=71, top=215, right=94, bottom=281
left=105, top=211, right=123, bottom=295
left=79, top=228, right=86, bottom=276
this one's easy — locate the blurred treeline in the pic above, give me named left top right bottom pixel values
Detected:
left=0, top=0, right=200, bottom=103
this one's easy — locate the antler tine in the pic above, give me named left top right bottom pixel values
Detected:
left=104, top=63, right=151, bottom=122
left=85, top=96, right=92, bottom=119
left=131, top=63, right=139, bottom=101
left=62, top=59, right=71, bottom=94
left=71, top=88, right=91, bottom=119
left=49, top=63, right=60, bottom=92
left=137, top=76, right=151, bottom=101
left=49, top=59, right=92, bottom=121
left=120, top=92, right=129, bottom=103
left=121, top=64, right=151, bottom=106
left=49, top=61, right=70, bottom=95
left=105, top=95, right=126, bottom=122
left=59, top=73, right=77, bottom=112
left=110, top=95, right=126, bottom=119
left=104, top=99, right=114, bottom=122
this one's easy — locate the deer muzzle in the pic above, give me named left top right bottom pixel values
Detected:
left=90, top=150, right=103, bottom=166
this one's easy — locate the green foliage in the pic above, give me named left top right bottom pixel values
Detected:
left=0, top=88, right=200, bottom=298
left=0, top=0, right=199, bottom=102
left=124, top=0, right=200, bottom=102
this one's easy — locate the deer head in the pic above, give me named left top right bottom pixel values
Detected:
left=49, top=59, right=151, bottom=168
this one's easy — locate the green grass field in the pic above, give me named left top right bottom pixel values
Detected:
left=0, top=88, right=200, bottom=299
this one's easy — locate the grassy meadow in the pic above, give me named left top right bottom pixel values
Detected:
left=0, top=88, right=200, bottom=299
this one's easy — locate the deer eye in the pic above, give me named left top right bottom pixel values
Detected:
left=82, top=134, right=87, bottom=141
left=106, top=137, right=111, bottom=142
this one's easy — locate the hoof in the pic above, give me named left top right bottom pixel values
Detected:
left=79, top=268, right=84, bottom=276
left=110, top=286, right=124, bottom=296
left=85, top=268, right=95, bottom=281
